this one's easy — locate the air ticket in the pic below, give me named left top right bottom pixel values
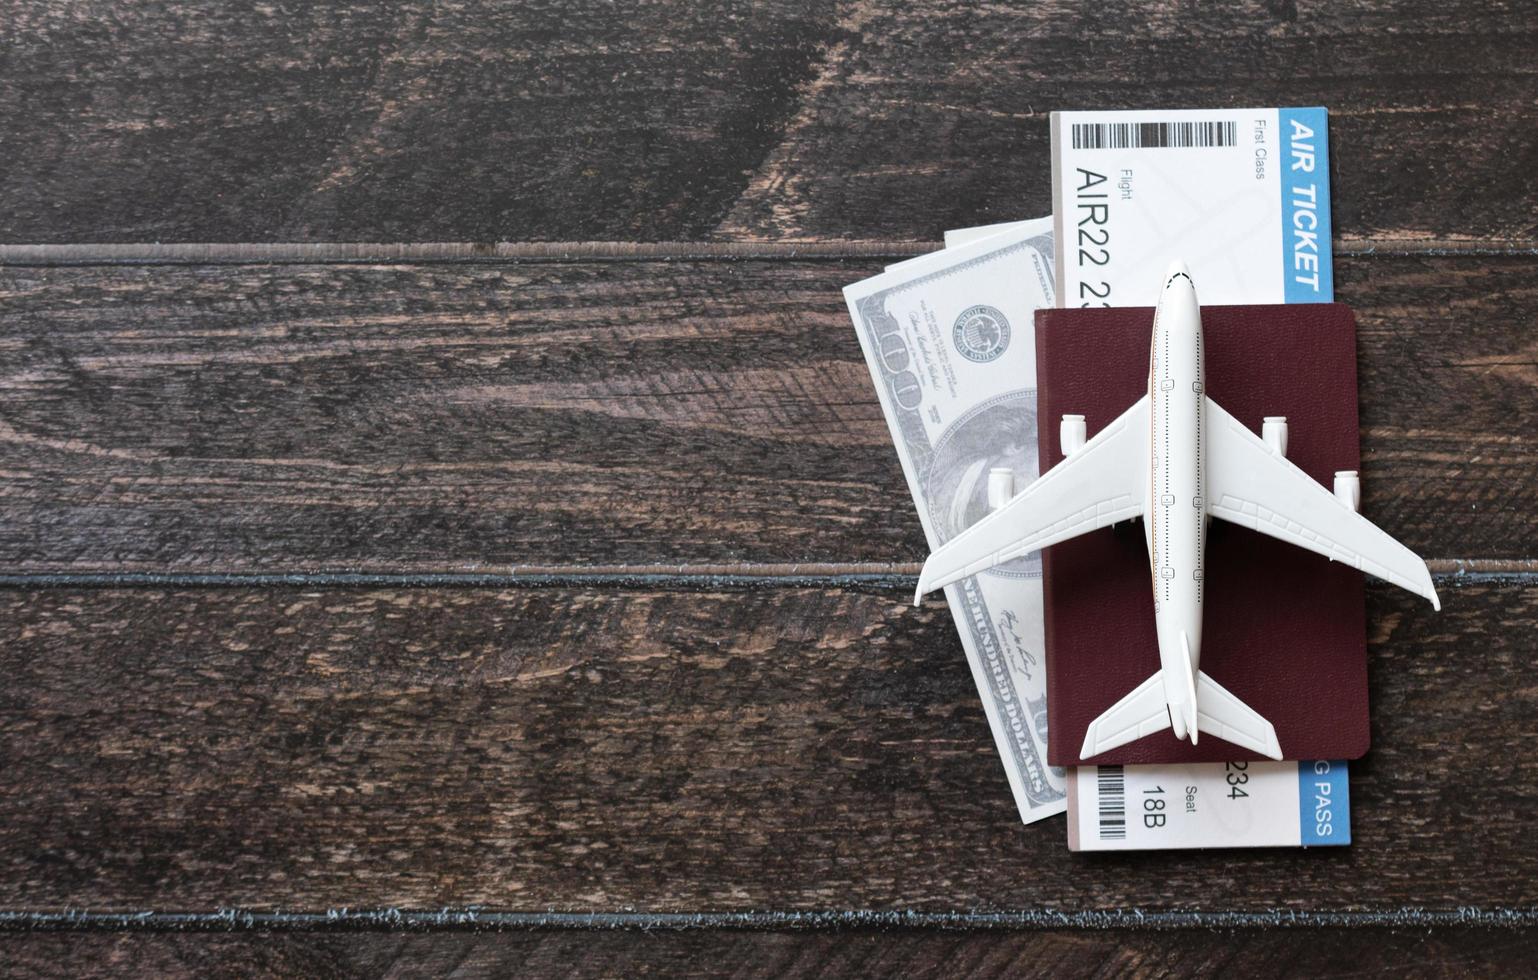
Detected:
left=1051, top=107, right=1332, bottom=307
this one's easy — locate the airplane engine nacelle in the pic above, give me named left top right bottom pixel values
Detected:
left=1334, top=470, right=1360, bottom=512
left=987, top=467, right=1015, bottom=512
left=1263, top=416, right=1288, bottom=457
left=1061, top=414, right=1087, bottom=456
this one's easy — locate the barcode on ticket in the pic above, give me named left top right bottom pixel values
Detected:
left=1071, top=120, right=1237, bottom=150
left=1097, top=765, right=1126, bottom=840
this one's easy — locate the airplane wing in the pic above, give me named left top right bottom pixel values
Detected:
left=914, top=395, right=1148, bottom=602
left=1204, top=397, right=1440, bottom=610
left=1194, top=670, right=1283, bottom=760
left=1079, top=671, right=1171, bottom=759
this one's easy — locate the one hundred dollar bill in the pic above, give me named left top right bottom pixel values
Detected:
left=944, top=220, right=1041, bottom=249
left=845, top=218, right=1065, bottom=823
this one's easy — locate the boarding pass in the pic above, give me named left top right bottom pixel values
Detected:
left=1067, top=760, right=1350, bottom=850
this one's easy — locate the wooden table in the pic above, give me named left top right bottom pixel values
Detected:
left=2, top=2, right=1535, bottom=975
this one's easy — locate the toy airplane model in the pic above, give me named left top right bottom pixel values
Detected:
left=914, top=261, right=1440, bottom=761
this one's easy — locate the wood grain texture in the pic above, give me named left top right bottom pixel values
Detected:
left=5, top=927, right=1537, bottom=979
left=0, top=0, right=833, bottom=245
left=1, top=580, right=1532, bottom=910
left=2, top=253, right=1533, bottom=573
left=3, top=1, right=1536, bottom=243
left=718, top=1, right=1538, bottom=246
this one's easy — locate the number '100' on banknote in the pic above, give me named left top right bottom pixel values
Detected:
left=843, top=219, right=1064, bottom=823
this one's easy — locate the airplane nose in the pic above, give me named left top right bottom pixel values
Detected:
left=1164, top=260, right=1191, bottom=286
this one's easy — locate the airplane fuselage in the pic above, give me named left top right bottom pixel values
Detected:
left=1144, top=269, right=1206, bottom=742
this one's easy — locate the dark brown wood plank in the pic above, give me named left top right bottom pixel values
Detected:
left=0, top=1, right=835, bottom=245
left=1, top=253, right=1532, bottom=572
left=5, top=927, right=1537, bottom=979
left=2, top=1, right=1535, bottom=243
left=1, top=579, right=1532, bottom=910
left=717, top=2, right=1538, bottom=246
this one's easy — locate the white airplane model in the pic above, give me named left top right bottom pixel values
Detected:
left=914, top=261, right=1440, bottom=761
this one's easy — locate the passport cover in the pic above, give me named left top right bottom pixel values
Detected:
left=1035, top=303, right=1368, bottom=765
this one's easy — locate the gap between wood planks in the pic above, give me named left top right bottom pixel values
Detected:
left=3, top=907, right=1538, bottom=932
left=1, top=239, right=1536, bottom=265
left=0, top=559, right=1533, bottom=590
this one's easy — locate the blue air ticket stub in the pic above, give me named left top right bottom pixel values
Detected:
left=1051, top=107, right=1332, bottom=307
left=1067, top=760, right=1350, bottom=850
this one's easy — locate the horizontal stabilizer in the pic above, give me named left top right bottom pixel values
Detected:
left=1194, top=670, right=1283, bottom=760
left=1079, top=671, right=1171, bottom=760
left=1079, top=668, right=1285, bottom=761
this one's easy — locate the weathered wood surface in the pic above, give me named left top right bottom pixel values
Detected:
left=1, top=580, right=1531, bottom=910
left=2, top=252, right=1533, bottom=573
left=3, top=1, right=1536, bottom=244
left=4, top=927, right=1536, bottom=979
left=6, top=0, right=1538, bottom=968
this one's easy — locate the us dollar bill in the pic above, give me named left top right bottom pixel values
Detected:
left=844, top=218, right=1065, bottom=823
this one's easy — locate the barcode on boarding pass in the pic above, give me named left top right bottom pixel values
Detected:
left=1071, top=120, right=1238, bottom=150
left=1097, top=765, right=1126, bottom=840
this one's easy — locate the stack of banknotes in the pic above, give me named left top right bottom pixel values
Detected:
left=843, top=107, right=1344, bottom=849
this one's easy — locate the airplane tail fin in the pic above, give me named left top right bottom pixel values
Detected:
left=1179, top=631, right=1198, bottom=745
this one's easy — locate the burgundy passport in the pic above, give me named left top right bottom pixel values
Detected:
left=1035, top=303, right=1368, bottom=766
